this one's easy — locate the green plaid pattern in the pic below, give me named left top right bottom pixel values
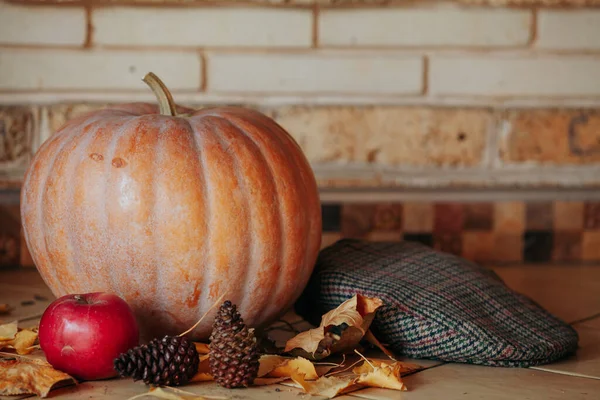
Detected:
left=295, top=239, right=579, bottom=367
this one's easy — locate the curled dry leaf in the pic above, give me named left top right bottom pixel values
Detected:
left=0, top=358, right=76, bottom=398
left=194, top=342, right=210, bottom=355
left=289, top=372, right=364, bottom=399
left=0, top=321, right=17, bottom=341
left=284, top=294, right=383, bottom=360
left=258, top=354, right=337, bottom=382
left=190, top=355, right=213, bottom=383
left=353, top=360, right=408, bottom=391
left=126, top=386, right=227, bottom=400
left=0, top=328, right=38, bottom=355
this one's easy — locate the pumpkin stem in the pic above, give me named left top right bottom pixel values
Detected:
left=142, top=72, right=178, bottom=117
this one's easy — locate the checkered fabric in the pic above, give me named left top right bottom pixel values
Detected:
left=295, top=239, right=579, bottom=367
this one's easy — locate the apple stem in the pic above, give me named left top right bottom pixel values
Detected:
left=142, top=72, right=178, bottom=117
left=73, top=295, right=88, bottom=304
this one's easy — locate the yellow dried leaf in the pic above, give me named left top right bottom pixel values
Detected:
left=0, top=358, right=76, bottom=398
left=257, top=354, right=287, bottom=377
left=290, top=371, right=364, bottom=399
left=353, top=359, right=421, bottom=377
left=0, top=321, right=17, bottom=341
left=284, top=294, right=383, bottom=360
left=126, top=386, right=226, bottom=400
left=190, top=354, right=213, bottom=383
left=0, top=329, right=38, bottom=355
left=271, top=357, right=319, bottom=380
left=353, top=360, right=409, bottom=391
left=194, top=342, right=210, bottom=355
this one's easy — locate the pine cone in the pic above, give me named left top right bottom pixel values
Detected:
left=114, top=335, right=199, bottom=386
left=209, top=300, right=260, bottom=388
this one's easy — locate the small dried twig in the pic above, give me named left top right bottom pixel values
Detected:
left=354, top=349, right=376, bottom=369
left=178, top=293, right=227, bottom=337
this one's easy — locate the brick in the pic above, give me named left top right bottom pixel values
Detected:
left=403, top=202, right=434, bottom=233
left=369, top=203, right=402, bottom=231
left=0, top=50, right=201, bottom=91
left=463, top=203, right=494, bottom=230
left=0, top=107, right=36, bottom=170
left=499, top=109, right=600, bottom=164
left=434, top=203, right=464, bottom=234
left=430, top=55, right=600, bottom=96
left=341, top=204, right=375, bottom=238
left=207, top=53, right=423, bottom=94
left=582, top=231, right=600, bottom=261
left=0, top=2, right=85, bottom=46
left=553, top=202, right=584, bottom=231
left=492, top=234, right=523, bottom=263
left=319, top=7, right=530, bottom=47
left=462, top=231, right=495, bottom=262
left=94, top=7, right=311, bottom=47
left=526, top=202, right=553, bottom=230
left=269, top=106, right=489, bottom=166
left=538, top=11, right=600, bottom=50
left=552, top=232, right=582, bottom=262
left=494, top=202, right=525, bottom=233
left=47, top=104, right=112, bottom=135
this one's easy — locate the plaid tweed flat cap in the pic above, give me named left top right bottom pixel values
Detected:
left=295, top=239, right=578, bottom=367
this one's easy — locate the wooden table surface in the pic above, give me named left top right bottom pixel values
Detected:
left=2, top=264, right=600, bottom=399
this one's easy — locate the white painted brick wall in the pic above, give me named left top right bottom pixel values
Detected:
left=0, top=50, right=201, bottom=90
left=430, top=55, right=600, bottom=97
left=0, top=2, right=86, bottom=46
left=93, top=7, right=312, bottom=48
left=207, top=53, right=423, bottom=94
left=537, top=10, right=600, bottom=50
left=319, top=6, right=531, bottom=47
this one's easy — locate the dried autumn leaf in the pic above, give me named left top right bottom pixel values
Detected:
left=284, top=295, right=383, bottom=360
left=289, top=371, right=364, bottom=399
left=354, top=359, right=422, bottom=377
left=0, top=358, right=76, bottom=398
left=194, top=342, right=210, bottom=355
left=353, top=360, right=411, bottom=391
left=190, top=354, right=213, bottom=383
left=257, top=354, right=336, bottom=381
left=126, top=386, right=227, bottom=400
left=0, top=328, right=38, bottom=355
left=0, top=321, right=17, bottom=341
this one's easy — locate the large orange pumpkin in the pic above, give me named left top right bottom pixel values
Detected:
left=20, top=73, right=322, bottom=340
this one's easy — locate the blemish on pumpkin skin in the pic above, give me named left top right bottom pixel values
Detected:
left=186, top=284, right=201, bottom=308
left=89, top=153, right=103, bottom=162
left=209, top=282, right=221, bottom=300
left=112, top=157, right=127, bottom=168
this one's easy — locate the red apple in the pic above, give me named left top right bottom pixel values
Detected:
left=38, top=292, right=139, bottom=380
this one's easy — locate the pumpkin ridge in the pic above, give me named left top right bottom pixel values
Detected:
left=212, top=117, right=264, bottom=321
left=22, top=128, right=73, bottom=294
left=245, top=115, right=311, bottom=320
left=178, top=117, right=208, bottom=319
left=39, top=122, right=96, bottom=296
left=186, top=117, right=216, bottom=334
left=65, top=118, right=114, bottom=293
left=103, top=116, right=140, bottom=300
left=265, top=118, right=322, bottom=310
left=222, top=115, right=288, bottom=324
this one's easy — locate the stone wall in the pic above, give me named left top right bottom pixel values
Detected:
left=1, top=0, right=600, bottom=266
